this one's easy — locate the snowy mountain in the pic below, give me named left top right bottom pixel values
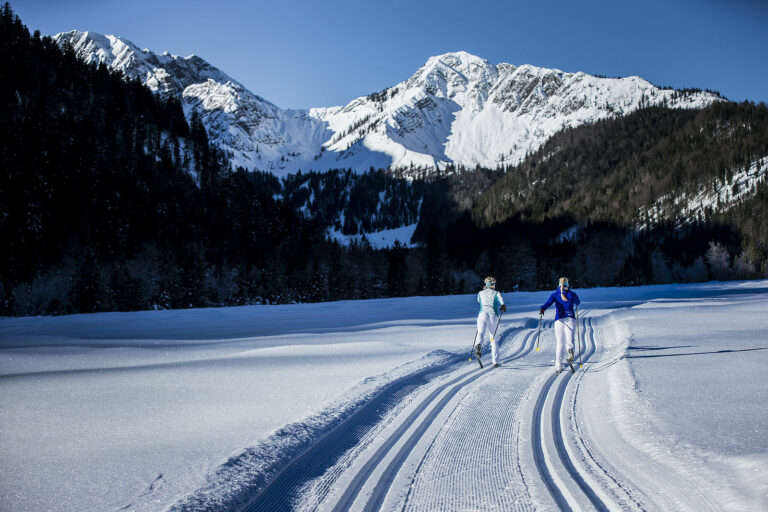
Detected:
left=313, top=52, right=722, bottom=173
left=54, top=30, right=332, bottom=174
left=56, top=32, right=723, bottom=175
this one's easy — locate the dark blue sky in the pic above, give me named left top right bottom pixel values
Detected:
left=12, top=0, right=768, bottom=108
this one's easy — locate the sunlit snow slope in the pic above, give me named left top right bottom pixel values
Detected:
left=55, top=32, right=722, bottom=175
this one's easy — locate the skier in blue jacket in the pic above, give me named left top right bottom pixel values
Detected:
left=476, top=276, right=506, bottom=368
left=539, top=277, right=581, bottom=374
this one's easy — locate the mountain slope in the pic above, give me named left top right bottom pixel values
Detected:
left=315, top=52, right=721, bottom=172
left=55, top=30, right=332, bottom=174
left=471, top=101, right=768, bottom=228
left=55, top=33, right=723, bottom=175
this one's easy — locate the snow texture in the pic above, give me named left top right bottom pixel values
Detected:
left=54, top=33, right=723, bottom=176
left=1, top=281, right=766, bottom=511
left=326, top=223, right=418, bottom=249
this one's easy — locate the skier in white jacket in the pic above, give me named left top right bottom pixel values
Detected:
left=476, top=276, right=506, bottom=368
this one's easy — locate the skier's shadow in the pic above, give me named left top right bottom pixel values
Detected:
left=627, top=345, right=693, bottom=351
left=626, top=347, right=768, bottom=359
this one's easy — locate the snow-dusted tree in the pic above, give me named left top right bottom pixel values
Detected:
left=705, top=241, right=731, bottom=280
left=683, top=257, right=708, bottom=283
left=732, top=253, right=757, bottom=279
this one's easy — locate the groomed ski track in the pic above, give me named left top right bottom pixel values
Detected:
left=239, top=311, right=720, bottom=511
left=525, top=313, right=618, bottom=511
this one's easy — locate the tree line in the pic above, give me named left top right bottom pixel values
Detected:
left=2, top=3, right=766, bottom=316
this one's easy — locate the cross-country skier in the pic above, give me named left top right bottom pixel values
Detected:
left=476, top=276, right=506, bottom=368
left=539, top=277, right=581, bottom=374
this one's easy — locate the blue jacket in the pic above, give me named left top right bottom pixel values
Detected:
left=540, top=287, right=581, bottom=320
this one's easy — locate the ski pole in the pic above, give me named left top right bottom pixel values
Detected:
left=535, top=313, right=543, bottom=352
left=492, top=310, right=504, bottom=340
left=469, top=330, right=478, bottom=362
left=576, top=306, right=582, bottom=367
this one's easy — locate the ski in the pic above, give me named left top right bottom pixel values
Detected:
left=475, top=344, right=483, bottom=369
left=567, top=360, right=575, bottom=373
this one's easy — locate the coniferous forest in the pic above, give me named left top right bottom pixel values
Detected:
left=2, top=4, right=767, bottom=316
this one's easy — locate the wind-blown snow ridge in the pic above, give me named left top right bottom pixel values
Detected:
left=55, top=33, right=723, bottom=175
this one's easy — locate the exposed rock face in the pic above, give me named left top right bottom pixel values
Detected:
left=56, top=33, right=722, bottom=175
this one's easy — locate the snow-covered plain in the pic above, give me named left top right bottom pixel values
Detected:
left=1, top=281, right=766, bottom=511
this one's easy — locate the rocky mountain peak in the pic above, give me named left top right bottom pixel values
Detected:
left=55, top=32, right=724, bottom=175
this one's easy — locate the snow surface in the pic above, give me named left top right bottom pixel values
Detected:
left=1, top=281, right=767, bottom=511
left=326, top=223, right=418, bottom=249
left=53, top=33, right=723, bottom=176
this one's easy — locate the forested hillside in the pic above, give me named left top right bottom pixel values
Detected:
left=464, top=102, right=768, bottom=286
left=474, top=103, right=768, bottom=226
left=0, top=5, right=421, bottom=315
left=2, top=4, right=766, bottom=316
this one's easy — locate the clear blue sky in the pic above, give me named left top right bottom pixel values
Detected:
left=11, top=0, right=768, bottom=109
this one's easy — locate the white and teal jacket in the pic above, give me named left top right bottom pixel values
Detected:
left=477, top=288, right=504, bottom=316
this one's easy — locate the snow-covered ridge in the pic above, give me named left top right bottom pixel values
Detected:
left=55, top=30, right=332, bottom=175
left=322, top=52, right=721, bottom=172
left=55, top=32, right=723, bottom=175
left=639, top=156, right=768, bottom=228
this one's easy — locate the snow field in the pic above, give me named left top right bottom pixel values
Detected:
left=574, top=317, right=715, bottom=510
left=1, top=281, right=767, bottom=511
left=0, top=307, right=486, bottom=511
left=326, top=223, right=418, bottom=249
left=606, top=301, right=768, bottom=510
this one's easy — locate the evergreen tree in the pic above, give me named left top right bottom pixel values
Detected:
left=70, top=254, right=103, bottom=313
left=649, top=248, right=672, bottom=284
left=386, top=241, right=408, bottom=297
left=425, top=228, right=451, bottom=295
